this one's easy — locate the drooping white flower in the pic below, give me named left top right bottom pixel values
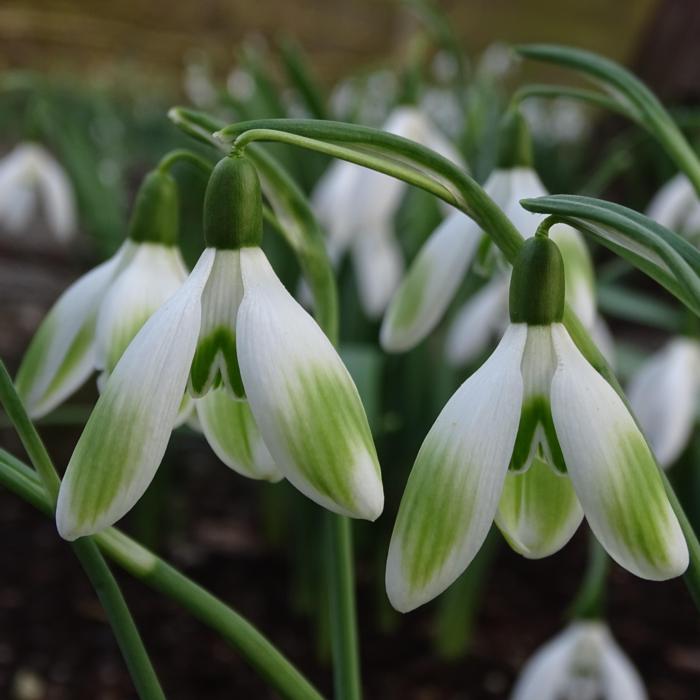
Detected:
left=0, top=143, right=77, bottom=242
left=628, top=337, right=700, bottom=468
left=646, top=173, right=700, bottom=242
left=386, top=236, right=687, bottom=612
left=57, top=155, right=382, bottom=540
left=312, top=105, right=463, bottom=318
left=16, top=170, right=187, bottom=419
left=381, top=161, right=599, bottom=361
left=511, top=622, right=647, bottom=700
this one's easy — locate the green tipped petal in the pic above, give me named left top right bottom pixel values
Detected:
left=196, top=389, right=283, bottom=482
left=56, top=251, right=213, bottom=540
left=497, top=458, right=583, bottom=558
left=16, top=243, right=132, bottom=418
left=189, top=249, right=245, bottom=398
left=237, top=247, right=383, bottom=520
left=550, top=324, right=688, bottom=580
left=386, top=324, right=526, bottom=612
left=380, top=211, right=481, bottom=352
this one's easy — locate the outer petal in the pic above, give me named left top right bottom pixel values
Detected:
left=510, top=625, right=581, bottom=700
left=550, top=324, right=688, bottom=579
left=496, top=457, right=583, bottom=559
left=237, top=247, right=383, bottom=520
left=195, top=389, right=283, bottom=482
left=351, top=220, right=404, bottom=319
left=501, top=167, right=547, bottom=238
left=15, top=242, right=133, bottom=418
left=600, top=629, right=648, bottom=700
left=444, top=276, right=509, bottom=366
left=550, top=223, right=597, bottom=330
left=95, top=243, right=188, bottom=374
left=34, top=147, right=77, bottom=242
left=380, top=211, right=481, bottom=352
left=0, top=145, right=36, bottom=233
left=386, top=324, right=526, bottom=612
left=646, top=173, right=697, bottom=232
left=56, top=250, right=214, bottom=540
left=627, top=338, right=700, bottom=468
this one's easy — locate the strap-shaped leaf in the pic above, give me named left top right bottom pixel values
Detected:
left=521, top=194, right=700, bottom=315
left=517, top=44, right=700, bottom=193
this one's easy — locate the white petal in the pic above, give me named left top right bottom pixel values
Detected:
left=646, top=173, right=697, bottom=232
left=380, top=211, right=481, bottom=352
left=600, top=631, right=648, bottom=700
left=56, top=250, right=214, bottom=539
left=500, top=167, right=548, bottom=239
left=237, top=247, right=383, bottom=520
left=15, top=242, right=133, bottom=418
left=511, top=625, right=582, bottom=700
left=550, top=223, right=597, bottom=330
left=627, top=338, right=700, bottom=468
left=386, top=324, right=526, bottom=612
left=34, top=148, right=77, bottom=241
left=550, top=324, right=688, bottom=579
left=351, top=220, right=404, bottom=319
left=95, top=243, right=188, bottom=374
left=444, top=276, right=510, bottom=366
left=196, top=389, right=283, bottom=482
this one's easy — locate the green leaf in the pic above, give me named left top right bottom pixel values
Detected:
left=521, top=194, right=700, bottom=315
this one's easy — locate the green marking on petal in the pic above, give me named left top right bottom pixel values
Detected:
left=394, top=437, right=477, bottom=591
left=497, top=457, right=581, bottom=558
left=510, top=395, right=566, bottom=474
left=102, top=312, right=152, bottom=374
left=44, top=316, right=97, bottom=397
left=600, top=430, right=680, bottom=570
left=277, top=363, right=378, bottom=512
left=388, top=257, right=430, bottom=331
left=189, top=327, right=244, bottom=398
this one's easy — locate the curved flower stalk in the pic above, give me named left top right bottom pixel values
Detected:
left=386, top=235, right=687, bottom=612
left=646, top=173, right=700, bottom=243
left=15, top=170, right=188, bottom=420
left=0, top=142, right=76, bottom=242
left=628, top=337, right=700, bottom=469
left=312, top=105, right=463, bottom=318
left=511, top=622, right=647, bottom=700
left=380, top=108, right=602, bottom=363
left=57, top=155, right=383, bottom=540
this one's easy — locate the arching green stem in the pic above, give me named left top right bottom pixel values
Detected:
left=157, top=148, right=213, bottom=176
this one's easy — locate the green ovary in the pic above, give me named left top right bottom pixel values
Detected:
left=189, top=327, right=244, bottom=398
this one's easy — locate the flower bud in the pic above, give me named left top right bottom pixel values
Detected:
left=497, top=108, right=533, bottom=169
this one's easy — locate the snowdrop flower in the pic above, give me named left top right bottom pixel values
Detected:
left=0, top=143, right=76, bottom=242
left=628, top=337, right=700, bottom=468
left=381, top=109, right=598, bottom=360
left=16, top=170, right=187, bottom=419
left=56, top=155, right=383, bottom=540
left=646, top=173, right=700, bottom=242
left=312, top=105, right=462, bottom=318
left=386, top=234, right=687, bottom=612
left=511, top=622, right=647, bottom=700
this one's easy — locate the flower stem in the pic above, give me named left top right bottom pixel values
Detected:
left=568, top=536, right=609, bottom=620
left=0, top=361, right=165, bottom=700
left=157, top=148, right=213, bottom=176
left=0, top=449, right=325, bottom=700
left=325, top=514, right=362, bottom=700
